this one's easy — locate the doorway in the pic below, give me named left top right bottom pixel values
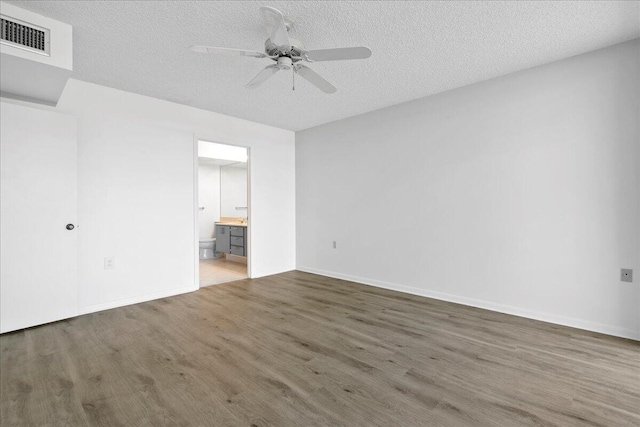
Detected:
left=196, top=140, right=249, bottom=287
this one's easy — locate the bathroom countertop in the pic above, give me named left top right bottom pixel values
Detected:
left=215, top=222, right=248, bottom=227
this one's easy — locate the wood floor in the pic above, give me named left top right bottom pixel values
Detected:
left=1, top=271, right=639, bottom=426
left=199, top=257, right=247, bottom=287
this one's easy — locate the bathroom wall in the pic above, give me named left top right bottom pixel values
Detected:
left=198, top=161, right=220, bottom=240
left=220, top=165, right=248, bottom=218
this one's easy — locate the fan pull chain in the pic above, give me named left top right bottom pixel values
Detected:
left=292, top=68, right=295, bottom=91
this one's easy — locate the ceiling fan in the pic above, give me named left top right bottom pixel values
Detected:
left=190, top=6, right=372, bottom=94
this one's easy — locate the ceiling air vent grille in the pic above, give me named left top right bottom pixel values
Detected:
left=1, top=15, right=50, bottom=56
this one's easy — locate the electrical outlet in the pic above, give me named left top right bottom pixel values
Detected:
left=104, top=257, right=115, bottom=270
left=333, top=241, right=337, bottom=249
left=620, top=268, right=632, bottom=283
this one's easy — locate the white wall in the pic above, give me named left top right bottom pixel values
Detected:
left=296, top=40, right=640, bottom=340
left=220, top=166, right=248, bottom=218
left=198, top=162, right=220, bottom=240
left=1, top=78, right=295, bottom=315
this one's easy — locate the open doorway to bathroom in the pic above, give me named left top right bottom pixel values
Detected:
left=197, top=140, right=249, bottom=287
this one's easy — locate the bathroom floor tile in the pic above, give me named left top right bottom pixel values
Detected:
left=199, top=258, right=248, bottom=287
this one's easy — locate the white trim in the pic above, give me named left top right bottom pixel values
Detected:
left=296, top=265, right=640, bottom=341
left=78, top=285, right=198, bottom=316
left=193, top=135, right=200, bottom=288
left=246, top=148, right=252, bottom=278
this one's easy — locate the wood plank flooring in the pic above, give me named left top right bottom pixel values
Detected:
left=1, top=270, right=639, bottom=426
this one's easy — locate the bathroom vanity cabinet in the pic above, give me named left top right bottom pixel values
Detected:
left=214, top=224, right=246, bottom=257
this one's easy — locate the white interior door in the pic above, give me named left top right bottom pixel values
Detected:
left=1, top=102, right=78, bottom=333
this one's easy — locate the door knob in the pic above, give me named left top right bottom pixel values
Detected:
left=66, top=224, right=75, bottom=230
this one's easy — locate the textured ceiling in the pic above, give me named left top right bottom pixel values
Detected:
left=6, top=1, right=640, bottom=131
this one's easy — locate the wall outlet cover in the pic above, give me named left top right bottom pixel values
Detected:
left=620, top=268, right=632, bottom=283
left=104, top=257, right=115, bottom=270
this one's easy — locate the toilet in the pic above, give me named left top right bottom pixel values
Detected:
left=199, top=238, right=217, bottom=260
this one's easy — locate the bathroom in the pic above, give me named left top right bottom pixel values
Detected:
left=198, top=140, right=248, bottom=286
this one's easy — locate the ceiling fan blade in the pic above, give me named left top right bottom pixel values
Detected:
left=259, top=6, right=291, bottom=52
left=246, top=65, right=279, bottom=88
left=305, top=46, right=372, bottom=62
left=190, top=45, right=271, bottom=58
left=295, top=65, right=337, bottom=94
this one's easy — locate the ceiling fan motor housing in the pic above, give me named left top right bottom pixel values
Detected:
left=265, top=37, right=305, bottom=59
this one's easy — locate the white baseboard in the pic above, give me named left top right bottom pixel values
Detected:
left=78, top=285, right=198, bottom=316
left=296, top=265, right=640, bottom=341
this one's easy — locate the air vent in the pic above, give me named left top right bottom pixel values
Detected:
left=1, top=15, right=49, bottom=56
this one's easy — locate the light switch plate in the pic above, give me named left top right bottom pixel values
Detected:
left=621, top=269, right=632, bottom=283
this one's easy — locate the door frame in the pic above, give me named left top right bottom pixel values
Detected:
left=193, top=136, right=252, bottom=288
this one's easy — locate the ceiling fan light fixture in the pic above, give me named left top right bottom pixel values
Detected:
left=277, top=57, right=292, bottom=70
